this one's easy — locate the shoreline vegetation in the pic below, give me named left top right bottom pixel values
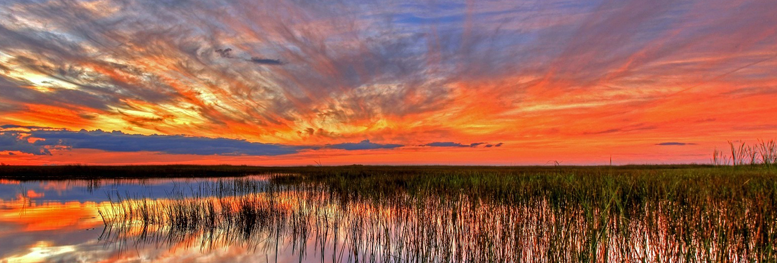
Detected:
left=1, top=139, right=774, bottom=180
left=0, top=163, right=761, bottom=180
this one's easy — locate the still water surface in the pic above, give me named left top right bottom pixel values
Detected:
left=0, top=176, right=301, bottom=263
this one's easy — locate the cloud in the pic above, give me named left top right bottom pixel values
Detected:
left=723, top=87, right=777, bottom=97
left=248, top=57, right=283, bottom=65
left=0, top=126, right=415, bottom=155
left=423, top=142, right=499, bottom=148
left=0, top=75, right=119, bottom=112
left=216, top=48, right=283, bottom=65
left=0, top=0, right=456, bottom=141
left=0, top=0, right=776, bottom=164
left=1, top=128, right=299, bottom=156
left=581, top=123, right=658, bottom=135
left=424, top=142, right=468, bottom=147
left=215, top=48, right=233, bottom=58
left=0, top=132, right=51, bottom=155
left=656, top=142, right=696, bottom=146
left=328, top=140, right=403, bottom=150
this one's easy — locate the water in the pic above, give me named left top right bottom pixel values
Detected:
left=0, top=176, right=286, bottom=263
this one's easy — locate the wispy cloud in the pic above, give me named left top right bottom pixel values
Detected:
left=0, top=0, right=776, bottom=164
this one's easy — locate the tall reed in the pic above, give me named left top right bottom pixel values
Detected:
left=98, top=167, right=777, bottom=262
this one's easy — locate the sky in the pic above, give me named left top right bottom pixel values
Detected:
left=0, top=0, right=776, bottom=165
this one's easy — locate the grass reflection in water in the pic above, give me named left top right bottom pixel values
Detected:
left=99, top=166, right=777, bottom=262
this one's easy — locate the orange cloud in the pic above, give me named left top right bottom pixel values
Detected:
left=0, top=0, right=775, bottom=164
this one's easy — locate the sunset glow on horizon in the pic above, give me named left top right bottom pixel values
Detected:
left=1, top=0, right=776, bottom=165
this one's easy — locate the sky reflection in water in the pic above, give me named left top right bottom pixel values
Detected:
left=0, top=176, right=295, bottom=263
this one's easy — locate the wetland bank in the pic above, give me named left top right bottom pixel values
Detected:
left=1, top=165, right=776, bottom=262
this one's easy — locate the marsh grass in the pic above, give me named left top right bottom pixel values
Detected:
left=97, top=166, right=777, bottom=262
left=715, top=140, right=777, bottom=167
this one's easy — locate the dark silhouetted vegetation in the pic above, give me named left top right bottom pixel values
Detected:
left=0, top=165, right=279, bottom=180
